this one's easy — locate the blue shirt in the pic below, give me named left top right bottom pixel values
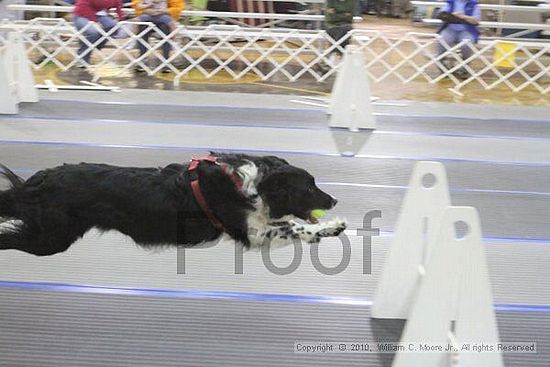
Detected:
left=441, top=0, right=480, bottom=32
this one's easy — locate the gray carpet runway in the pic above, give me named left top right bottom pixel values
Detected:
left=8, top=99, right=550, bottom=140
left=0, top=90, right=549, bottom=366
left=0, top=289, right=549, bottom=367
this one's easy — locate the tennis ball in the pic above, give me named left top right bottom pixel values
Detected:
left=310, top=209, right=326, bottom=220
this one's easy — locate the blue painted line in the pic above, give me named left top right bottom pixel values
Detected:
left=319, top=182, right=550, bottom=197
left=0, top=280, right=371, bottom=306
left=1, top=139, right=550, bottom=167
left=495, top=304, right=550, bottom=313
left=375, top=112, right=550, bottom=125
left=39, top=98, right=550, bottom=124
left=374, top=130, right=550, bottom=143
left=354, top=153, right=550, bottom=168
left=0, top=115, right=328, bottom=132
left=0, top=280, right=549, bottom=313
left=38, top=99, right=321, bottom=113
left=0, top=139, right=334, bottom=158
left=377, top=231, right=550, bottom=245
left=3, top=114, right=550, bottom=142
left=481, top=236, right=550, bottom=245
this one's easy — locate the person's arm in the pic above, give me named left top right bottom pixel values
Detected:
left=437, top=3, right=453, bottom=22
left=453, top=4, right=480, bottom=25
left=131, top=0, right=144, bottom=16
left=114, top=0, right=124, bottom=20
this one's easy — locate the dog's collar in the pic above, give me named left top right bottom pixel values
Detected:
left=188, top=156, right=243, bottom=231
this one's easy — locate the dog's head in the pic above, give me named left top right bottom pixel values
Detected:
left=257, top=164, right=337, bottom=223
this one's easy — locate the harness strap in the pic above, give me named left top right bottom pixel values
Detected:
left=188, top=156, right=243, bottom=231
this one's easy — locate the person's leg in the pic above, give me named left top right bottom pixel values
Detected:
left=137, top=14, right=154, bottom=58
left=437, top=27, right=457, bottom=58
left=73, top=16, right=101, bottom=64
left=436, top=27, right=459, bottom=73
left=327, top=25, right=352, bottom=56
left=152, top=16, right=173, bottom=61
left=339, top=24, right=353, bottom=51
left=96, top=15, right=117, bottom=49
left=458, top=30, right=476, bottom=61
left=157, top=14, right=178, bottom=33
left=456, top=30, right=476, bottom=77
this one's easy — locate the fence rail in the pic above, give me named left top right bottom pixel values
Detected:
left=0, top=18, right=548, bottom=94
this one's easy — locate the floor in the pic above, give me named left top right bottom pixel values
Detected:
left=0, top=89, right=549, bottom=366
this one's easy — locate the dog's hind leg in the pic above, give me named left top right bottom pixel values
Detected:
left=0, top=222, right=26, bottom=250
left=0, top=191, right=16, bottom=220
left=0, top=164, right=23, bottom=220
left=0, top=217, right=86, bottom=256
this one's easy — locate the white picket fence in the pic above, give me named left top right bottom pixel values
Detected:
left=0, top=18, right=548, bottom=94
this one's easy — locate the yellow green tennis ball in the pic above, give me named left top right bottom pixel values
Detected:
left=310, top=209, right=326, bottom=220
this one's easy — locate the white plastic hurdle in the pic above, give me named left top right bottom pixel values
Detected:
left=372, top=161, right=504, bottom=367
left=328, top=45, right=376, bottom=131
left=0, top=32, right=39, bottom=114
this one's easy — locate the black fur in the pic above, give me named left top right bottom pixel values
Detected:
left=0, top=153, right=337, bottom=256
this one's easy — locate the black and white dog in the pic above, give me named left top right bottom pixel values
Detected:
left=0, top=153, right=346, bottom=256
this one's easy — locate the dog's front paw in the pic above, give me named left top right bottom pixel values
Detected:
left=307, top=236, right=321, bottom=244
left=317, top=219, right=347, bottom=238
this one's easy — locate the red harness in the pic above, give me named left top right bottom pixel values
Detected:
left=188, top=156, right=243, bottom=231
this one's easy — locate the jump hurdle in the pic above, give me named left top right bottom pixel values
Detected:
left=0, top=32, right=38, bottom=114
left=328, top=45, right=376, bottom=131
left=373, top=161, right=504, bottom=367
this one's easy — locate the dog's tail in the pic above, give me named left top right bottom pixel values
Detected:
left=0, top=164, right=23, bottom=221
left=0, top=164, right=24, bottom=189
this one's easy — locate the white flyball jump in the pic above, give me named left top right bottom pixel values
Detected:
left=372, top=162, right=451, bottom=319
left=373, top=161, right=504, bottom=367
left=328, top=45, right=376, bottom=131
left=0, top=32, right=39, bottom=114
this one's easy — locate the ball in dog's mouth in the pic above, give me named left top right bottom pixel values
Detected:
left=308, top=209, right=326, bottom=224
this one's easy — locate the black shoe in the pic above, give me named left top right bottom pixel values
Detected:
left=134, top=65, right=146, bottom=73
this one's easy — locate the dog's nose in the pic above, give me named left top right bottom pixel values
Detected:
left=330, top=197, right=338, bottom=208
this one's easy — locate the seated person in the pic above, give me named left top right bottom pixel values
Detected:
left=73, top=0, right=125, bottom=65
left=130, top=0, right=184, bottom=71
left=133, top=0, right=179, bottom=35
left=436, top=0, right=481, bottom=76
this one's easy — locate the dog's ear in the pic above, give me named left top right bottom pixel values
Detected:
left=257, top=169, right=290, bottom=219
left=257, top=170, right=285, bottom=194
left=264, top=156, right=289, bottom=166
